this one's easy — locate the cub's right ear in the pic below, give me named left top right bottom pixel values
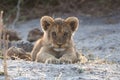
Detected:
left=40, top=16, right=54, bottom=31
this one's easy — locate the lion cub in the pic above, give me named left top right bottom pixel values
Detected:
left=31, top=16, right=79, bottom=64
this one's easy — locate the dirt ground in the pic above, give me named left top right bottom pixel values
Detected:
left=0, top=60, right=120, bottom=80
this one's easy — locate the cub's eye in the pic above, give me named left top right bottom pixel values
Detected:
left=52, top=32, right=56, bottom=37
left=64, top=32, right=68, bottom=37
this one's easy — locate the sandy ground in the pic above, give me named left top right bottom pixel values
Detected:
left=0, top=15, right=120, bottom=80
left=0, top=60, right=120, bottom=80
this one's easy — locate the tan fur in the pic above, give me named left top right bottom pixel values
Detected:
left=31, top=16, right=80, bottom=64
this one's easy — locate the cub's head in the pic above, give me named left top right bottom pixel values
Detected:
left=41, top=16, right=79, bottom=51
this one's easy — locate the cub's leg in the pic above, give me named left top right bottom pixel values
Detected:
left=36, top=47, right=59, bottom=64
left=60, top=48, right=77, bottom=64
left=31, top=39, right=42, bottom=61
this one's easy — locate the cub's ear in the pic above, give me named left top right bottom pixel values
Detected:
left=40, top=16, right=54, bottom=31
left=65, top=17, right=79, bottom=32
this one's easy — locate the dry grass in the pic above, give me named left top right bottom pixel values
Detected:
left=0, top=11, right=3, bottom=51
left=55, top=72, right=62, bottom=80
left=0, top=11, right=9, bottom=80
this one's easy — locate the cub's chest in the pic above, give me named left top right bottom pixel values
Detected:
left=50, top=49, right=66, bottom=59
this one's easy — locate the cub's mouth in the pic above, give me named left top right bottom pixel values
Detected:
left=53, top=48, right=65, bottom=52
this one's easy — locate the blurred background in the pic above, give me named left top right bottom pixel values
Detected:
left=0, top=0, right=120, bottom=23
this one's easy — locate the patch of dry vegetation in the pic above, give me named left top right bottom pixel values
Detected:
left=0, top=11, right=9, bottom=80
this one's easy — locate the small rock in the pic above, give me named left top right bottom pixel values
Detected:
left=27, top=28, right=43, bottom=42
left=109, top=47, right=115, bottom=49
left=7, top=46, right=31, bottom=61
left=17, top=41, right=33, bottom=52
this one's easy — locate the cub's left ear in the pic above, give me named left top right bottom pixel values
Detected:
left=65, top=17, right=79, bottom=32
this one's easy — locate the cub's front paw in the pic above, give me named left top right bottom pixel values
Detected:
left=60, top=58, right=72, bottom=64
left=45, top=58, right=60, bottom=64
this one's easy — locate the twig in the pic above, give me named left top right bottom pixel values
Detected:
left=55, top=72, right=62, bottom=80
left=3, top=30, right=9, bottom=80
left=1, top=11, right=9, bottom=80
left=11, top=0, right=21, bottom=29
left=0, top=11, right=3, bottom=50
